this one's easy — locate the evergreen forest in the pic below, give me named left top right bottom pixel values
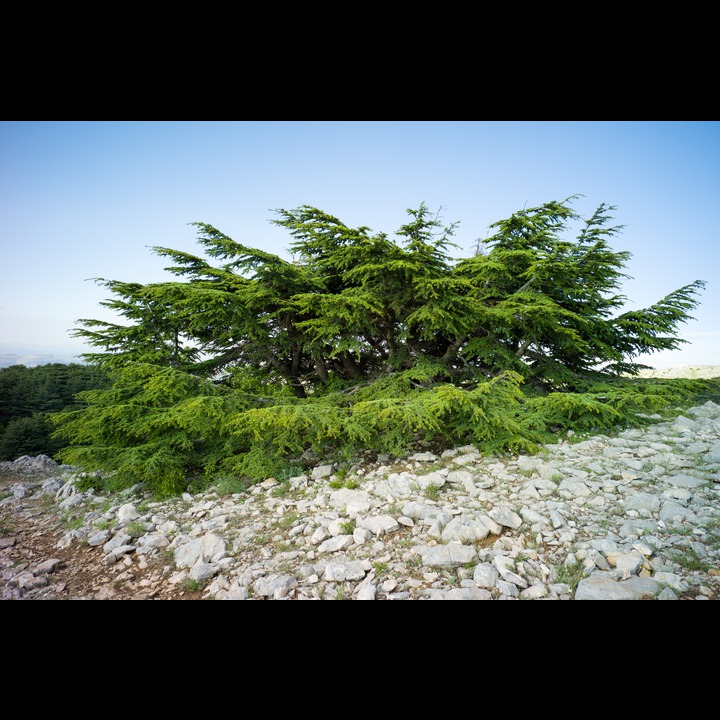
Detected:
left=44, top=196, right=719, bottom=497
left=0, top=363, right=109, bottom=461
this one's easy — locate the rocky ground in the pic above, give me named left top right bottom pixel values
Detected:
left=2, top=366, right=720, bottom=601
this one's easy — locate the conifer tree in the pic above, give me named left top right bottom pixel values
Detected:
left=52, top=197, right=712, bottom=495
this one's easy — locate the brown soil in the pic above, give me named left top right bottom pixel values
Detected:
left=0, top=472, right=205, bottom=601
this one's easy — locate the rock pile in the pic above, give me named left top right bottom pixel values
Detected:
left=2, top=399, right=720, bottom=600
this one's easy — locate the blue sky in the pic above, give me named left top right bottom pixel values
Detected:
left=1, top=120, right=718, bottom=368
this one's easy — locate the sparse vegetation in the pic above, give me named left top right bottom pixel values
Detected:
left=668, top=547, right=710, bottom=572
left=126, top=521, right=147, bottom=538
left=277, top=512, right=299, bottom=530
left=184, top=578, right=209, bottom=592
left=554, top=560, right=584, bottom=592
left=215, top=474, right=253, bottom=496
left=270, top=483, right=290, bottom=497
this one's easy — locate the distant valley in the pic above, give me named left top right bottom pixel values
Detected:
left=0, top=344, right=85, bottom=368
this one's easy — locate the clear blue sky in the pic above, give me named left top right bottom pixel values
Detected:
left=1, top=120, right=718, bottom=368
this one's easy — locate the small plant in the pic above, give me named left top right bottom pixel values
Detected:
left=339, top=521, right=355, bottom=535
left=373, top=561, right=389, bottom=577
left=668, top=547, right=709, bottom=572
left=329, top=476, right=361, bottom=490
left=136, top=500, right=151, bottom=514
left=184, top=578, right=209, bottom=592
left=277, top=512, right=299, bottom=530
left=270, top=483, right=290, bottom=497
left=95, top=498, right=114, bottom=513
left=215, top=474, right=253, bottom=496
left=554, top=560, right=584, bottom=592
left=423, top=484, right=441, bottom=501
left=0, top=517, right=12, bottom=536
left=126, top=521, right=147, bottom=538
left=276, top=464, right=307, bottom=482
left=668, top=526, right=694, bottom=536
left=60, top=513, right=84, bottom=530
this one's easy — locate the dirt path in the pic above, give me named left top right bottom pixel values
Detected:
left=1, top=473, right=205, bottom=600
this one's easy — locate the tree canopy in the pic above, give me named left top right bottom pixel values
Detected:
left=0, top=363, right=109, bottom=461
left=51, top=197, right=714, bottom=496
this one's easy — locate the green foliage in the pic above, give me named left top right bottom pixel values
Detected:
left=0, top=363, right=109, bottom=461
left=53, top=198, right=712, bottom=496
left=516, top=376, right=716, bottom=441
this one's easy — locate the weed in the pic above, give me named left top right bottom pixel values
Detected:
left=706, top=530, right=720, bottom=550
left=668, top=547, right=710, bottom=572
left=405, top=552, right=423, bottom=566
left=329, top=475, right=360, bottom=490
left=339, top=521, right=355, bottom=535
left=0, top=517, right=11, bottom=536
left=95, top=498, right=114, bottom=513
left=419, top=460, right=445, bottom=474
left=276, top=464, right=307, bottom=482
left=423, top=484, right=441, bottom=501
left=184, top=578, right=209, bottom=592
left=215, top=474, right=253, bottom=496
left=60, top=513, right=84, bottom=530
left=668, top=526, right=694, bottom=536
left=277, top=512, right=299, bottom=530
left=126, top=521, right=146, bottom=538
left=554, top=560, right=584, bottom=592
left=270, top=483, right=290, bottom=497
left=373, top=561, right=389, bottom=577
